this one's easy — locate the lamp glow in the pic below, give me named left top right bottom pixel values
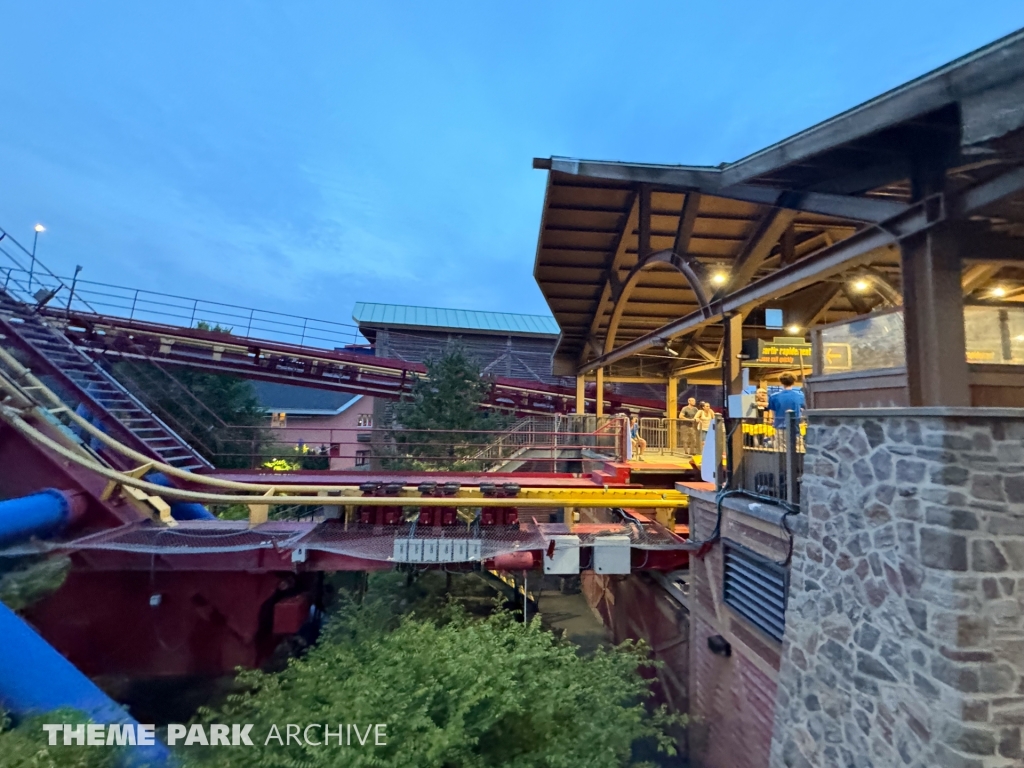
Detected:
left=852, top=278, right=870, bottom=292
left=787, top=325, right=801, bottom=335
left=710, top=271, right=728, bottom=287
left=992, top=286, right=1008, bottom=298
left=33, top=224, right=45, bottom=233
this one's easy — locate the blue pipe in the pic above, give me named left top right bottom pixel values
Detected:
left=144, top=472, right=216, bottom=521
left=0, top=489, right=77, bottom=548
left=0, top=601, right=170, bottom=765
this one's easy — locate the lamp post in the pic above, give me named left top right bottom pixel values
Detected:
left=29, top=224, right=45, bottom=292
left=66, top=265, right=83, bottom=314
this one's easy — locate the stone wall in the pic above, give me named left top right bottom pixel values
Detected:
left=770, top=408, right=1024, bottom=768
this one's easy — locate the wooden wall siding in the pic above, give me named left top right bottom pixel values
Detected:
left=581, top=572, right=690, bottom=716
left=372, top=327, right=674, bottom=401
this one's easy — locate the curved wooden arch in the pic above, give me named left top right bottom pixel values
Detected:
left=603, top=249, right=713, bottom=355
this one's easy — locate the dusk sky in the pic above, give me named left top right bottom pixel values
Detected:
left=1, top=3, right=1022, bottom=328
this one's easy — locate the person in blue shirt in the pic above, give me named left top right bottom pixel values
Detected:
left=629, top=413, right=646, bottom=460
left=768, top=373, right=805, bottom=429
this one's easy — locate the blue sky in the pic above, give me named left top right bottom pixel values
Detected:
left=1, top=2, right=1022, bottom=327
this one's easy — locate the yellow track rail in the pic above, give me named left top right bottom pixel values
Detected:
left=0, top=346, right=687, bottom=519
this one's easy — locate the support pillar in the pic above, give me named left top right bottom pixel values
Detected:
left=595, top=367, right=604, bottom=417
left=666, top=375, right=679, bottom=451
left=575, top=375, right=586, bottom=415
left=901, top=223, right=970, bottom=406
left=723, top=313, right=744, bottom=480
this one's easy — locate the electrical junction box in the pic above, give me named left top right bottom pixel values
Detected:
left=592, top=535, right=631, bottom=574
left=393, top=539, right=408, bottom=562
left=452, top=539, right=467, bottom=561
left=438, top=540, right=453, bottom=562
left=543, top=535, right=580, bottom=575
left=394, top=538, right=482, bottom=563
left=728, top=393, right=757, bottom=419
left=407, top=540, right=423, bottom=562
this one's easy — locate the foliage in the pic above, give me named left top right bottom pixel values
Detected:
left=186, top=593, right=682, bottom=768
left=0, top=711, right=120, bottom=768
left=195, top=321, right=233, bottom=334
left=212, top=504, right=250, bottom=521
left=382, top=347, right=511, bottom=470
left=0, top=557, right=71, bottom=611
left=260, top=457, right=300, bottom=472
left=110, top=362, right=268, bottom=469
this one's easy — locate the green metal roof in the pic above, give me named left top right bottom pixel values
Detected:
left=352, top=302, right=560, bottom=337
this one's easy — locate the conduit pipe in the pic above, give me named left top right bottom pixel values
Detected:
left=144, top=472, right=216, bottom=521
left=0, top=601, right=169, bottom=766
left=0, top=489, right=86, bottom=547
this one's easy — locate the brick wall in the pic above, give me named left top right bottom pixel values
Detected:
left=770, top=408, right=1024, bottom=768
left=688, top=492, right=790, bottom=768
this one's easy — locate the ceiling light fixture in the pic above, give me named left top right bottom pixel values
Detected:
left=710, top=271, right=728, bottom=287
left=787, top=325, right=801, bottom=335
left=992, top=286, right=1008, bottom=298
left=852, top=278, right=870, bottom=293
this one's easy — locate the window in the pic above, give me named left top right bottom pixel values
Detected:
left=722, top=540, right=788, bottom=642
left=357, top=414, right=373, bottom=427
left=355, top=450, right=370, bottom=467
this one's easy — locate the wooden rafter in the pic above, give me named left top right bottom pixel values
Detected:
left=579, top=195, right=639, bottom=363
left=727, top=209, right=800, bottom=291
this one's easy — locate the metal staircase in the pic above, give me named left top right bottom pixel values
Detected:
left=0, top=288, right=210, bottom=472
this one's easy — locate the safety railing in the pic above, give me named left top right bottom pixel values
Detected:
left=0, top=263, right=368, bottom=351
left=636, top=418, right=702, bottom=457
left=738, top=411, right=806, bottom=504
left=204, top=418, right=627, bottom=471
left=468, top=416, right=552, bottom=464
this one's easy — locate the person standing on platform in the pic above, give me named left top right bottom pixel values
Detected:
left=768, top=373, right=805, bottom=433
left=629, top=413, right=646, bottom=461
left=679, top=397, right=699, bottom=454
left=695, top=401, right=714, bottom=450
left=754, top=384, right=769, bottom=446
left=679, top=397, right=698, bottom=421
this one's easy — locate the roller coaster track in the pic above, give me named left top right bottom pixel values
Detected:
left=48, top=308, right=666, bottom=416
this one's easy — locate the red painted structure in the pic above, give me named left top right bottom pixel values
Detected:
left=54, top=309, right=668, bottom=417
left=0, top=288, right=690, bottom=681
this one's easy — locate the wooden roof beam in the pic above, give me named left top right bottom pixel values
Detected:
left=726, top=208, right=800, bottom=291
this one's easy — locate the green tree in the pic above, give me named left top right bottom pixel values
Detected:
left=187, top=595, right=681, bottom=768
left=383, top=347, right=510, bottom=469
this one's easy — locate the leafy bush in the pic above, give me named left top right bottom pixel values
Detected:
left=186, top=593, right=682, bottom=768
left=0, top=711, right=120, bottom=768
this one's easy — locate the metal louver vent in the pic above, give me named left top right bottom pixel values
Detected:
left=723, top=541, right=788, bottom=642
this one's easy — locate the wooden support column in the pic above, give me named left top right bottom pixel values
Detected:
left=723, top=313, right=744, bottom=479
left=901, top=223, right=970, bottom=407
left=575, top=375, right=586, bottom=414
left=595, top=367, right=605, bottom=417
left=667, top=375, right=679, bottom=451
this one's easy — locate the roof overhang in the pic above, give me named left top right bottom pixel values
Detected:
left=533, top=27, right=1024, bottom=381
